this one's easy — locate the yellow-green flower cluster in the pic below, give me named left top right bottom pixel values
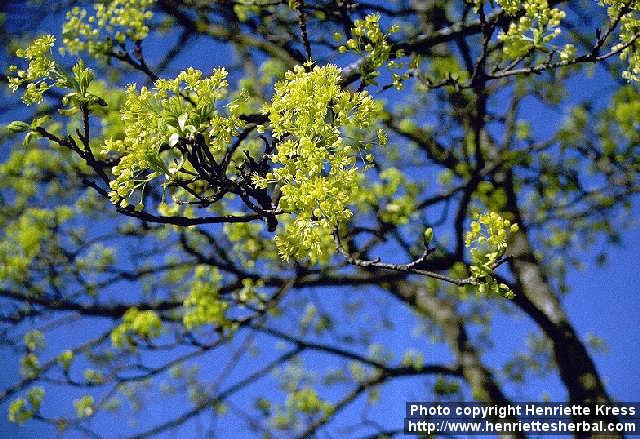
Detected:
left=111, top=307, right=162, bottom=347
left=601, top=1, right=640, bottom=81
left=339, top=14, right=392, bottom=64
left=83, top=369, right=106, bottom=384
left=338, top=14, right=407, bottom=87
left=273, top=216, right=338, bottom=265
left=7, top=35, right=57, bottom=104
left=23, top=330, right=45, bottom=352
left=497, top=0, right=521, bottom=15
left=233, top=3, right=260, bottom=22
left=286, top=387, right=333, bottom=416
left=7, top=37, right=104, bottom=112
left=62, top=0, right=154, bottom=57
left=498, top=0, right=566, bottom=59
left=271, top=382, right=334, bottom=430
left=57, top=350, right=74, bottom=372
left=465, top=212, right=519, bottom=298
left=224, top=222, right=279, bottom=267
left=105, top=67, right=245, bottom=209
left=0, top=208, right=73, bottom=285
left=559, top=43, right=576, bottom=62
left=182, top=266, right=230, bottom=329
left=357, top=167, right=419, bottom=225
left=8, top=399, right=31, bottom=425
left=619, top=17, right=640, bottom=81
left=20, top=353, right=40, bottom=379
left=28, top=386, right=45, bottom=411
left=255, top=64, right=383, bottom=262
left=401, top=350, right=425, bottom=370
left=7, top=387, right=44, bottom=425
left=74, top=395, right=95, bottom=418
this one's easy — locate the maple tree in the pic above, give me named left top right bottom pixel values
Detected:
left=1, top=0, right=639, bottom=437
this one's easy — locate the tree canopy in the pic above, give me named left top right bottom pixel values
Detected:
left=0, top=0, right=639, bottom=437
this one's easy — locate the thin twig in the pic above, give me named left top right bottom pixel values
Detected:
left=296, top=0, right=312, bottom=60
left=334, top=230, right=477, bottom=286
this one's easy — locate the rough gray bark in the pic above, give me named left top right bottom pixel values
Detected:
left=503, top=173, right=620, bottom=437
left=509, top=231, right=612, bottom=405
